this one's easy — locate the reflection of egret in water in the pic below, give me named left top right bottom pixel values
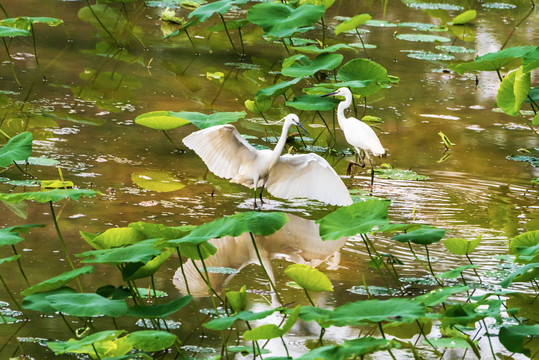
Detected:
left=173, top=214, right=348, bottom=297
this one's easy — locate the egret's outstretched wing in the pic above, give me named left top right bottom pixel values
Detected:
left=266, top=154, right=353, bottom=206
left=182, top=125, right=257, bottom=179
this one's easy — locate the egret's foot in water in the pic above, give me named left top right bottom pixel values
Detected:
left=347, top=161, right=365, bottom=177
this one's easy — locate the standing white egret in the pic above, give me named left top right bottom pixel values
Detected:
left=182, top=114, right=352, bottom=207
left=323, top=87, right=386, bottom=185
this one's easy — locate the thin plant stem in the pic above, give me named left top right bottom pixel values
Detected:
left=162, top=130, right=184, bottom=152
left=175, top=247, right=191, bottom=295
left=407, top=242, right=442, bottom=286
left=280, top=38, right=291, bottom=55
left=151, top=275, right=158, bottom=302
left=316, top=111, right=336, bottom=142
left=196, top=245, right=226, bottom=305
left=320, top=17, right=326, bottom=47
left=238, top=26, right=245, bottom=56
left=378, top=322, right=397, bottom=360
left=303, top=289, right=315, bottom=307
left=423, top=245, right=443, bottom=286
left=481, top=319, right=496, bottom=359
left=280, top=335, right=290, bottom=357
left=465, top=254, right=482, bottom=284
left=84, top=0, right=120, bottom=46
left=0, top=274, right=27, bottom=319
left=11, top=245, right=30, bottom=286
left=360, top=234, right=392, bottom=294
left=0, top=3, right=8, bottom=17
left=29, top=23, right=45, bottom=80
left=2, top=38, right=20, bottom=87
left=219, top=13, right=238, bottom=54
left=355, top=28, right=368, bottom=57
left=500, top=0, right=535, bottom=50
left=248, top=232, right=283, bottom=304
left=59, top=313, right=76, bottom=335
left=183, top=28, right=199, bottom=55
left=48, top=201, right=83, bottom=291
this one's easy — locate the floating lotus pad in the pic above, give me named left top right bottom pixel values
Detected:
left=436, top=45, right=475, bottom=54
left=408, top=3, right=463, bottom=10
left=407, top=51, right=455, bottom=61
left=396, top=34, right=452, bottom=42
left=482, top=2, right=517, bottom=9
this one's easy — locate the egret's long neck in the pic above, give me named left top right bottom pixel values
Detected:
left=272, top=121, right=292, bottom=161
left=337, top=94, right=353, bottom=128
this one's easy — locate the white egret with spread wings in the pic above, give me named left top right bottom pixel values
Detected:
left=182, top=114, right=352, bottom=207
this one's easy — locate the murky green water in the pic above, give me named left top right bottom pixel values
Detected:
left=0, top=0, right=538, bottom=358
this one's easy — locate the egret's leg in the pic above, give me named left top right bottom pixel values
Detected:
left=259, top=184, right=265, bottom=205
left=253, top=179, right=259, bottom=209
left=347, top=150, right=365, bottom=176
left=366, top=154, right=374, bottom=186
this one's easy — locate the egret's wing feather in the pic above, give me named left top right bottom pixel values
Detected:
left=266, top=154, right=352, bottom=206
left=182, top=125, right=257, bottom=179
left=344, top=119, right=386, bottom=157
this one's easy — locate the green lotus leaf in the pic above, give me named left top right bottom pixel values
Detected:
left=0, top=25, right=30, bottom=36
left=0, top=189, right=99, bottom=203
left=499, top=324, right=539, bottom=356
left=226, top=285, right=247, bottom=313
left=122, top=250, right=172, bottom=281
left=317, top=199, right=389, bottom=240
left=0, top=17, right=63, bottom=31
left=297, top=337, right=398, bottom=359
left=500, top=263, right=539, bottom=287
left=284, top=264, right=333, bottom=292
left=21, top=266, right=94, bottom=297
left=413, top=286, right=469, bottom=306
left=135, top=111, right=190, bottom=130
left=436, top=45, right=475, bottom=54
left=332, top=298, right=425, bottom=324
left=426, top=337, right=475, bottom=348
left=127, top=295, right=192, bottom=318
left=48, top=330, right=126, bottom=356
left=285, top=94, right=339, bottom=111
left=188, top=0, right=247, bottom=22
left=444, top=235, right=482, bottom=255
left=373, top=168, right=428, bottom=180
left=204, top=308, right=279, bottom=330
left=256, top=78, right=301, bottom=100
left=131, top=170, right=185, bottom=193
left=334, top=14, right=371, bottom=35
left=1, top=223, right=45, bottom=234
left=243, top=306, right=300, bottom=340
left=337, top=58, right=390, bottom=97
left=206, top=19, right=248, bottom=32
left=509, top=230, right=539, bottom=263
left=299, top=0, right=335, bottom=9
left=83, top=227, right=145, bottom=250
left=125, top=331, right=178, bottom=352
left=292, top=43, right=357, bottom=54
left=247, top=3, right=325, bottom=38
left=497, top=67, right=530, bottom=116
left=450, top=45, right=537, bottom=74
left=392, top=226, right=445, bottom=245
left=522, top=47, right=539, bottom=73
left=451, top=10, right=476, bottom=25
left=0, top=131, right=32, bottom=167
left=282, top=53, right=343, bottom=78
left=437, top=265, right=478, bottom=279
left=168, top=211, right=288, bottom=246
left=407, top=51, right=454, bottom=61
left=0, top=231, right=22, bottom=246
left=22, top=287, right=77, bottom=314
left=396, top=33, right=451, bottom=42
left=0, top=254, right=20, bottom=264
left=78, top=239, right=161, bottom=264
left=169, top=111, right=245, bottom=129
left=47, top=293, right=128, bottom=317
left=15, top=157, right=60, bottom=166
left=128, top=221, right=195, bottom=240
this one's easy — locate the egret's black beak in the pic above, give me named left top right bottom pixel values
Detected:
left=296, top=122, right=310, bottom=136
left=321, top=90, right=338, bottom=98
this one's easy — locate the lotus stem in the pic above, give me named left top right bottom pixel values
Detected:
left=280, top=38, right=291, bottom=55
left=317, top=111, right=337, bottom=143
left=355, top=28, right=368, bottom=57
left=248, top=232, right=283, bottom=304
left=423, top=245, right=442, bottom=286
left=303, top=289, right=316, bottom=307
left=238, top=26, right=245, bottom=56
left=196, top=245, right=225, bottom=307
left=48, top=201, right=83, bottom=291
left=500, top=0, right=535, bottom=50
left=162, top=130, right=184, bottom=152
left=83, top=0, right=120, bottom=46
left=0, top=273, right=27, bottom=319
left=59, top=312, right=76, bottom=335
left=29, top=23, right=45, bottom=81
left=378, top=322, right=397, bottom=360
left=0, top=3, right=8, bottom=17
left=360, top=234, right=392, bottom=294
left=11, top=245, right=30, bottom=286
left=280, top=335, right=290, bottom=357
left=183, top=28, right=199, bottom=55
left=320, top=17, right=326, bottom=47
left=218, top=13, right=239, bottom=54
left=481, top=319, right=496, bottom=359
left=2, top=38, right=21, bottom=87
left=465, top=254, right=483, bottom=284
left=175, top=247, right=191, bottom=295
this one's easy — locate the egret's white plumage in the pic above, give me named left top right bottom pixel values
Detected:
left=182, top=114, right=352, bottom=207
left=324, top=87, right=386, bottom=185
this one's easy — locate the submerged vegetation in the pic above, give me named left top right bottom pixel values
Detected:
left=0, top=0, right=538, bottom=359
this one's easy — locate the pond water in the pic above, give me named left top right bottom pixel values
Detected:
left=0, top=0, right=538, bottom=358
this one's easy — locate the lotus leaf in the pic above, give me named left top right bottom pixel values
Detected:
left=0, top=26, right=30, bottom=37
left=284, top=264, right=333, bottom=292
left=450, top=46, right=537, bottom=74
left=135, top=111, right=190, bottom=130
left=317, top=199, right=389, bottom=240
left=125, top=331, right=178, bottom=352
left=499, top=324, right=539, bottom=356
left=337, top=58, right=390, bottom=97
left=188, top=0, right=247, bottom=22
left=281, top=53, right=343, bottom=78
left=78, top=239, right=161, bottom=264
left=169, top=111, right=245, bottom=129
left=392, top=226, right=445, bottom=245
left=204, top=308, right=279, bottom=330
left=396, top=34, right=451, bottom=42
left=334, top=14, right=371, bottom=35
left=0, top=189, right=99, bottom=203
left=47, top=293, right=128, bottom=317
left=21, top=266, right=94, bottom=297
left=132, top=170, right=185, bottom=193
left=0, top=131, right=32, bottom=167
left=247, top=3, right=325, bottom=38
left=22, top=287, right=77, bottom=314
left=497, top=67, right=530, bottom=116
left=127, top=295, right=192, bottom=318
left=451, top=10, right=476, bottom=25
left=285, top=94, right=339, bottom=111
